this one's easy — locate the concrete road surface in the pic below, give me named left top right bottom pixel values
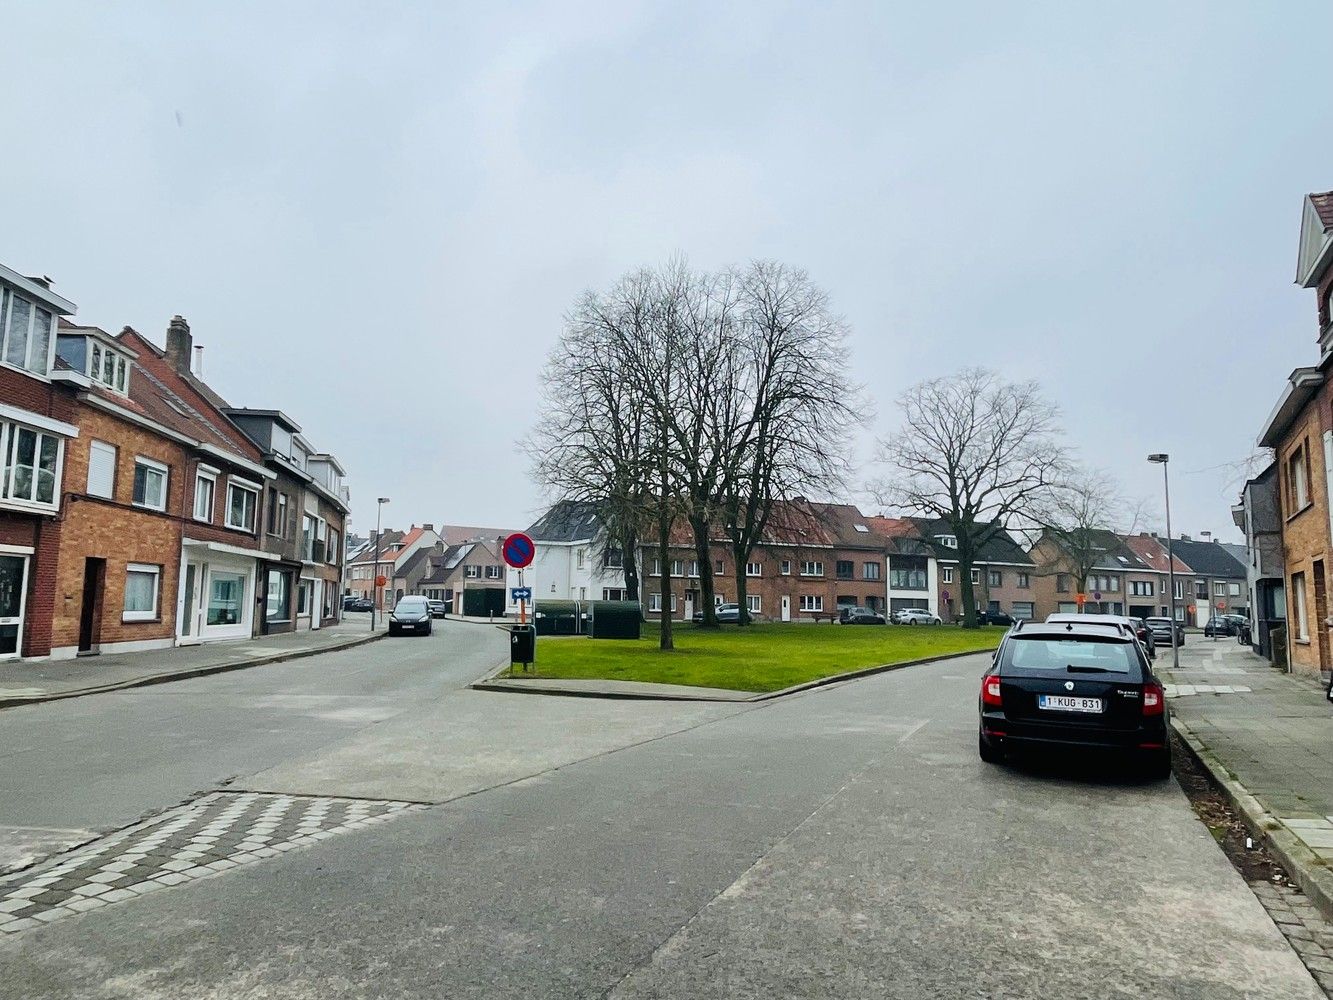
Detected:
left=0, top=624, right=1319, bottom=998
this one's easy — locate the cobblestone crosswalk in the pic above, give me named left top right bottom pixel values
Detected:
left=0, top=792, right=421, bottom=934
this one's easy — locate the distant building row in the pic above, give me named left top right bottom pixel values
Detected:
left=503, top=500, right=1247, bottom=624
left=0, top=262, right=349, bottom=662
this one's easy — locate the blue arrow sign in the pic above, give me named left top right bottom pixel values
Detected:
left=511, top=587, right=532, bottom=601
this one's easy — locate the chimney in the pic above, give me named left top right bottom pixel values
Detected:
left=26, top=275, right=53, bottom=289
left=1179, top=533, right=1191, bottom=542
left=423, top=523, right=435, bottom=531
left=165, top=316, right=192, bottom=375
left=193, top=344, right=204, bottom=375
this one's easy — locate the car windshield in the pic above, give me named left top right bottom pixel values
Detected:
left=1002, top=635, right=1140, bottom=676
left=394, top=599, right=427, bottom=612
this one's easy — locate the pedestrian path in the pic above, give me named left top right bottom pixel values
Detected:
left=0, top=617, right=385, bottom=709
left=1163, top=639, right=1333, bottom=922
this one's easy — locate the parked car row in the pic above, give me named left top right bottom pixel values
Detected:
left=342, top=596, right=373, bottom=613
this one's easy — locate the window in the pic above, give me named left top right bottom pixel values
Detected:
left=714, top=559, right=723, bottom=575
left=302, top=514, right=316, bottom=560
left=1130, top=580, right=1154, bottom=597
left=688, top=560, right=700, bottom=578
left=648, top=592, right=677, bottom=613
left=131, top=457, right=169, bottom=512
left=1195, top=581, right=1209, bottom=599
left=1017, top=572, right=1030, bottom=589
left=1011, top=601, right=1034, bottom=619
left=193, top=468, right=216, bottom=522
left=941, top=567, right=954, bottom=584
left=86, top=440, right=116, bottom=499
left=0, top=423, right=62, bottom=511
left=576, top=548, right=586, bottom=569
left=0, top=288, right=54, bottom=376
left=123, top=563, right=161, bottom=622
left=747, top=595, right=762, bottom=613
left=889, top=559, right=927, bottom=590
left=746, top=561, right=763, bottom=577
left=836, top=560, right=854, bottom=580
left=1211, top=581, right=1225, bottom=597
left=650, top=558, right=661, bottom=576
left=1056, top=574, right=1069, bottom=593
left=327, top=528, right=340, bottom=565
left=970, top=569, right=981, bottom=584
left=602, top=587, right=626, bottom=601
left=988, top=570, right=1002, bottom=587
left=267, top=488, right=289, bottom=538
left=937, top=535, right=958, bottom=549
left=800, top=561, right=823, bottom=577
left=226, top=481, right=259, bottom=531
left=799, top=595, right=824, bottom=612
left=863, top=562, right=881, bottom=581
left=1292, top=572, right=1309, bottom=640
left=1289, top=443, right=1311, bottom=511
left=266, top=571, right=292, bottom=622
left=780, top=560, right=792, bottom=575
left=602, top=548, right=623, bottom=569
left=86, top=341, right=130, bottom=394
left=671, top=560, right=684, bottom=577
left=207, top=571, right=246, bottom=626
left=465, top=565, right=480, bottom=579
left=1229, top=582, right=1241, bottom=597
left=485, top=565, right=502, bottom=579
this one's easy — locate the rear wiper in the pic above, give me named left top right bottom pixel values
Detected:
left=1066, top=665, right=1115, bottom=673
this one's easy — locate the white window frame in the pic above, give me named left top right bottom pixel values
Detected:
left=0, top=289, right=56, bottom=378
left=0, top=421, right=66, bottom=512
left=799, top=595, right=824, bottom=612
left=799, top=560, right=823, bottom=577
left=941, top=567, right=954, bottom=584
left=988, top=570, right=1002, bottom=587
left=465, top=565, right=480, bottom=579
left=86, top=440, right=117, bottom=499
left=780, top=560, right=792, bottom=576
left=225, top=479, right=260, bottom=532
left=193, top=465, right=217, bottom=523
left=747, top=594, right=762, bottom=613
left=970, top=569, right=981, bottom=584
left=122, top=562, right=161, bottom=622
left=131, top=456, right=169, bottom=513
left=1293, top=572, right=1309, bottom=641
left=485, top=565, right=502, bottom=580
left=863, top=561, right=881, bottom=581
left=1229, top=582, right=1241, bottom=597
left=648, top=592, right=678, bottom=613
left=746, top=562, right=763, bottom=577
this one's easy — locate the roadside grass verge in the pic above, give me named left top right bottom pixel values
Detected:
left=513, top=622, right=1003, bottom=693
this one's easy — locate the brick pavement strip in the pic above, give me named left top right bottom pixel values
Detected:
left=0, top=792, right=422, bottom=934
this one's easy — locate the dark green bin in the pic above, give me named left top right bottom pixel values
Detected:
left=588, top=600, right=643, bottom=639
left=462, top=587, right=507, bottom=617
left=534, top=600, right=583, bottom=636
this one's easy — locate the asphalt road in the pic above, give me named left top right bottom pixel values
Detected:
left=0, top=626, right=1321, bottom=998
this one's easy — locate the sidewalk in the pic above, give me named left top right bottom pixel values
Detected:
left=1162, top=637, right=1333, bottom=920
left=0, top=618, right=386, bottom=709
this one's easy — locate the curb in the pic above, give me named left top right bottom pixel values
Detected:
left=471, top=646, right=996, bottom=703
left=0, top=631, right=388, bottom=711
left=1171, top=716, right=1333, bottom=924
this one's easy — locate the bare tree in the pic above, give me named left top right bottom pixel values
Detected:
left=875, top=368, right=1066, bottom=628
left=719, top=261, right=863, bottom=624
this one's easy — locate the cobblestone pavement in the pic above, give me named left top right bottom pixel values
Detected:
left=0, top=792, right=421, bottom=934
left=1254, top=879, right=1333, bottom=996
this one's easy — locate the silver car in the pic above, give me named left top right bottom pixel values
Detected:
left=894, top=608, right=942, bottom=625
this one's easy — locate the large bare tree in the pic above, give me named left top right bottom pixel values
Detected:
left=876, top=368, right=1066, bottom=628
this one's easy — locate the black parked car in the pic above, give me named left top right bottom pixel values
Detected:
left=841, top=607, right=887, bottom=625
left=1145, top=616, right=1185, bottom=647
left=343, top=596, right=373, bottom=613
left=979, top=618, right=1170, bottom=779
left=1203, top=615, right=1239, bottom=637
left=426, top=599, right=446, bottom=619
left=979, top=610, right=1014, bottom=626
left=388, top=596, right=433, bottom=636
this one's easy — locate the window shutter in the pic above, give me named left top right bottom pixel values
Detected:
left=87, top=441, right=116, bottom=498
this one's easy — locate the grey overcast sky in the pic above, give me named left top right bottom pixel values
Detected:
left=3, top=2, right=1327, bottom=541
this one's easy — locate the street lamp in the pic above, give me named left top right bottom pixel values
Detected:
left=372, top=497, right=390, bottom=631
left=1148, top=454, right=1179, bottom=669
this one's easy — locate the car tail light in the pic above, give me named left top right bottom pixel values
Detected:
left=982, top=676, right=1003, bottom=707
left=1142, top=682, right=1164, bottom=716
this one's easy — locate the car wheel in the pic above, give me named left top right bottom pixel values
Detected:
left=979, top=731, right=1004, bottom=764
left=388, top=625, right=398, bottom=637
left=424, top=626, right=432, bottom=636
left=1142, top=748, right=1172, bottom=781
left=931, top=619, right=940, bottom=625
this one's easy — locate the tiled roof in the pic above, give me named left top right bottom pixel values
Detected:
left=435, top=524, right=520, bottom=546
left=910, top=517, right=1034, bottom=566
left=526, top=501, right=603, bottom=543
left=1169, top=537, right=1247, bottom=579
left=1122, top=534, right=1191, bottom=575
left=1311, top=192, right=1333, bottom=229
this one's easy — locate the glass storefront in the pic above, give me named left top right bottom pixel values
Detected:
left=207, top=572, right=246, bottom=627
left=266, top=570, right=291, bottom=623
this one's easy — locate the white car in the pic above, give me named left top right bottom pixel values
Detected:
left=894, top=608, right=942, bottom=625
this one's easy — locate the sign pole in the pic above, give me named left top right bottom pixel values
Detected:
left=519, top=568, right=526, bottom=626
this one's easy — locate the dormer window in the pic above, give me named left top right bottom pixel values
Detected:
left=937, top=534, right=958, bottom=549
left=1, top=287, right=55, bottom=377
left=88, top=341, right=130, bottom=394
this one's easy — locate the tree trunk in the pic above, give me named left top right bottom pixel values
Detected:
left=958, top=539, right=979, bottom=629
left=689, top=515, right=717, bottom=626
left=658, top=519, right=674, bottom=650
left=622, top=529, right=640, bottom=605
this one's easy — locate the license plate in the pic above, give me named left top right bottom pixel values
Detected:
left=1038, top=694, right=1103, bottom=713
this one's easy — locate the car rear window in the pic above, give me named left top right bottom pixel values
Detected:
left=1001, top=635, right=1141, bottom=677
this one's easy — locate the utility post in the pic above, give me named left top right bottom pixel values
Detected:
left=372, top=497, right=390, bottom=631
left=1148, top=454, right=1179, bottom=670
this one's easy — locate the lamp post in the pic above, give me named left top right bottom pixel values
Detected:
left=1148, top=454, right=1179, bottom=669
left=372, top=497, right=390, bottom=631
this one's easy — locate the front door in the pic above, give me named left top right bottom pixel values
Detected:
left=0, top=554, right=29, bottom=659
left=179, top=561, right=203, bottom=645
left=78, top=557, right=106, bottom=654
left=311, top=578, right=323, bottom=629
left=781, top=595, right=791, bottom=622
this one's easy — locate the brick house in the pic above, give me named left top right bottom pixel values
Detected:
left=347, top=525, right=441, bottom=609
left=1169, top=536, right=1250, bottom=627
left=45, top=319, right=277, bottom=656
left=1122, top=533, right=1192, bottom=621
left=223, top=408, right=349, bottom=634
left=1027, top=528, right=1155, bottom=620
left=0, top=265, right=80, bottom=660
left=413, top=540, right=503, bottom=613
left=864, top=517, right=941, bottom=617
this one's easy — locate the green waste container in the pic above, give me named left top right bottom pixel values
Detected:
left=588, top=600, right=643, bottom=639
left=534, top=600, right=582, bottom=636
left=462, top=587, right=507, bottom=617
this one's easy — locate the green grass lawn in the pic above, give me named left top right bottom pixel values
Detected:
left=513, top=622, right=1003, bottom=693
